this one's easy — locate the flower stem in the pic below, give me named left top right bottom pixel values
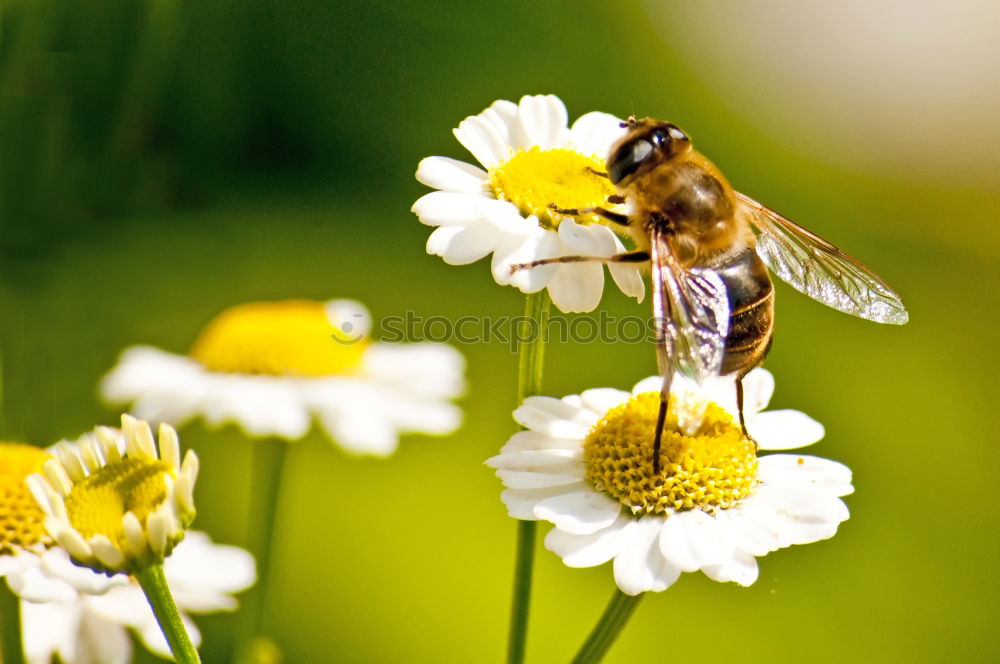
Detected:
left=571, top=588, right=644, bottom=664
left=237, top=437, right=288, bottom=661
left=507, top=291, right=551, bottom=664
left=136, top=563, right=202, bottom=664
left=0, top=581, right=25, bottom=664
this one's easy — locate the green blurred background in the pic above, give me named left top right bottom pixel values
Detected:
left=2, top=0, right=998, bottom=662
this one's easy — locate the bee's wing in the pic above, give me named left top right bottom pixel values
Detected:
left=650, top=227, right=730, bottom=385
left=736, top=192, right=909, bottom=325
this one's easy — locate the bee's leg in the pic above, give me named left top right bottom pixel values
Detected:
left=509, top=250, right=649, bottom=275
left=586, top=167, right=609, bottom=178
left=548, top=203, right=630, bottom=227
left=735, top=377, right=758, bottom=450
left=652, top=384, right=670, bottom=477
left=606, top=194, right=625, bottom=205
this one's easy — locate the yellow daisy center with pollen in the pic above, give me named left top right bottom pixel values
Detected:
left=190, top=300, right=367, bottom=376
left=489, top=147, right=617, bottom=229
left=583, top=392, right=758, bottom=516
left=64, top=458, right=171, bottom=551
left=0, top=443, right=51, bottom=554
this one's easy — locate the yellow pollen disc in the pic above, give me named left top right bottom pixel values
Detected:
left=583, top=393, right=758, bottom=516
left=0, top=443, right=52, bottom=554
left=190, top=300, right=367, bottom=376
left=488, top=147, right=617, bottom=229
left=65, top=458, right=171, bottom=550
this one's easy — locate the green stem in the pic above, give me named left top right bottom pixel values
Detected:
left=507, top=291, right=551, bottom=664
left=571, top=588, right=644, bottom=664
left=0, top=581, right=25, bottom=664
left=135, top=564, right=201, bottom=664
left=237, top=438, right=288, bottom=660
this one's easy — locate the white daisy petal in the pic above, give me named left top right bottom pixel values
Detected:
left=495, top=469, right=584, bottom=489
left=612, top=518, right=680, bottom=595
left=518, top=94, right=569, bottom=150
left=751, top=410, right=826, bottom=450
left=411, top=191, right=486, bottom=227
left=545, top=515, right=631, bottom=567
left=514, top=396, right=598, bottom=438
left=415, top=156, right=488, bottom=192
left=361, top=343, right=465, bottom=399
left=632, top=375, right=664, bottom=395
left=713, top=509, right=783, bottom=556
left=740, top=368, right=775, bottom=418
left=756, top=455, right=854, bottom=497
left=658, top=509, right=734, bottom=572
left=533, top=489, right=622, bottom=535
left=738, top=485, right=850, bottom=547
left=579, top=388, right=631, bottom=416
left=485, top=449, right=581, bottom=471
left=479, top=99, right=522, bottom=149
left=426, top=223, right=501, bottom=265
left=702, top=548, right=759, bottom=586
left=547, top=262, right=604, bottom=313
left=454, top=113, right=511, bottom=168
left=606, top=235, right=645, bottom=302
left=202, top=377, right=311, bottom=440
left=506, top=228, right=562, bottom=293
left=569, top=111, right=628, bottom=157
left=497, top=430, right=583, bottom=454
left=499, top=485, right=587, bottom=519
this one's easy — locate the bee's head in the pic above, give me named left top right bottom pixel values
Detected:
left=607, top=119, right=691, bottom=185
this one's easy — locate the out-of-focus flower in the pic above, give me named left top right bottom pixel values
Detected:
left=487, top=369, right=852, bottom=595
left=412, top=94, right=644, bottom=313
left=101, top=298, right=465, bottom=457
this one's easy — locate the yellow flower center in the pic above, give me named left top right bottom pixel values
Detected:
left=190, top=300, right=367, bottom=376
left=489, top=147, right=617, bottom=229
left=64, top=458, right=171, bottom=552
left=583, top=392, right=757, bottom=516
left=0, top=443, right=51, bottom=554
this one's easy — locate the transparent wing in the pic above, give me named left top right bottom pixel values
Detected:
left=650, top=228, right=730, bottom=384
left=737, top=192, right=909, bottom=324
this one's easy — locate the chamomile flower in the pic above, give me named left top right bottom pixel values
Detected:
left=100, top=298, right=465, bottom=457
left=0, top=442, right=122, bottom=601
left=486, top=369, right=852, bottom=595
left=412, top=94, right=645, bottom=313
left=26, top=416, right=198, bottom=575
left=20, top=531, right=255, bottom=664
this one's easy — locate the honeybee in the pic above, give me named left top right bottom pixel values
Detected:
left=514, top=117, right=908, bottom=474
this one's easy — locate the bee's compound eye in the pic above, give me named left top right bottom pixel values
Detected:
left=608, top=139, right=653, bottom=184
left=666, top=125, right=688, bottom=143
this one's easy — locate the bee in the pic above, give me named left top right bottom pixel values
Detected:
left=513, top=117, right=908, bottom=474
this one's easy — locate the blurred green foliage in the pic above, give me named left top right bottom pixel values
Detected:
left=2, top=1, right=999, bottom=662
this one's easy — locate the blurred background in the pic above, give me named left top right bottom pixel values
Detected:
left=2, top=0, right=997, bottom=661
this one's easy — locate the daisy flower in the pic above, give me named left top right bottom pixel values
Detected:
left=0, top=442, right=123, bottom=602
left=412, top=94, right=645, bottom=313
left=26, top=415, right=198, bottom=576
left=486, top=369, right=853, bottom=595
left=100, top=298, right=465, bottom=457
left=20, top=531, right=254, bottom=664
